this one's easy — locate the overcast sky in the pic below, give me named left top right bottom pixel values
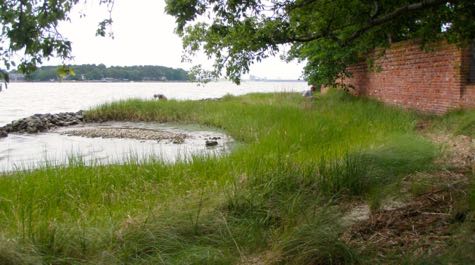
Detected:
left=52, top=0, right=304, bottom=80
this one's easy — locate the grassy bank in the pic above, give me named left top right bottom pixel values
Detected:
left=0, top=90, right=472, bottom=264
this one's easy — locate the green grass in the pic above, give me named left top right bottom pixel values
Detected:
left=430, top=109, right=475, bottom=137
left=0, top=90, right=439, bottom=264
left=278, top=209, right=358, bottom=265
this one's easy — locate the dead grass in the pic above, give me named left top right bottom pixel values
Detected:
left=238, top=250, right=280, bottom=265
left=343, top=186, right=467, bottom=256
left=341, top=124, right=474, bottom=263
left=428, top=133, right=475, bottom=170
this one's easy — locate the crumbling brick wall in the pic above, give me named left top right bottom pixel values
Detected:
left=461, top=46, right=475, bottom=109
left=462, top=84, right=475, bottom=109
left=342, top=40, right=474, bottom=114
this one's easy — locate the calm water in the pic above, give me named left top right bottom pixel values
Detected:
left=0, top=81, right=307, bottom=171
left=0, top=122, right=232, bottom=172
left=0, top=81, right=306, bottom=125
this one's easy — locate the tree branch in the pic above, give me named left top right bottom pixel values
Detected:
left=288, top=0, right=450, bottom=44
left=345, top=0, right=450, bottom=44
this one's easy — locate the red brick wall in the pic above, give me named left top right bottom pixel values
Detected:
left=461, top=47, right=475, bottom=108
left=342, top=40, right=472, bottom=114
left=463, top=84, right=475, bottom=108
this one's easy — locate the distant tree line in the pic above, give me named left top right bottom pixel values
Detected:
left=19, top=64, right=189, bottom=82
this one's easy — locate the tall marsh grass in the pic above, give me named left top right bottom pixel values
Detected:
left=0, top=90, right=438, bottom=264
left=431, top=109, right=475, bottom=137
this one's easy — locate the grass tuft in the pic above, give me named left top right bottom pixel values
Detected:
left=431, top=109, right=475, bottom=137
left=279, top=210, right=358, bottom=265
left=0, top=90, right=442, bottom=264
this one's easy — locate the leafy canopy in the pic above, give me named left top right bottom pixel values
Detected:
left=165, top=0, right=475, bottom=84
left=1, top=0, right=474, bottom=86
left=0, top=0, right=113, bottom=81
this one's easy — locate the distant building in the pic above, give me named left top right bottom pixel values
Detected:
left=10, top=73, right=25, bottom=81
left=100, top=77, right=116, bottom=82
left=249, top=75, right=267, bottom=81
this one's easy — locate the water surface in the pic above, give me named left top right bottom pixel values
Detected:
left=0, top=81, right=307, bottom=171
left=0, top=122, right=232, bottom=172
left=0, top=81, right=306, bottom=125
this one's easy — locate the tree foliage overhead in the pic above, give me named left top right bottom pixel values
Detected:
left=165, top=0, right=475, bottom=85
left=0, top=0, right=113, bottom=78
left=1, top=0, right=474, bottom=86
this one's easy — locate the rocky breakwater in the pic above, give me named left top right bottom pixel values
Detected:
left=0, top=111, right=85, bottom=137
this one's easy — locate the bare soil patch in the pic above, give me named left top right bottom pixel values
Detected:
left=428, top=133, right=475, bottom=170
left=342, top=128, right=474, bottom=259
left=342, top=186, right=466, bottom=257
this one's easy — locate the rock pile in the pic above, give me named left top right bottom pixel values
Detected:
left=0, top=111, right=85, bottom=137
left=153, top=94, right=168, bottom=100
left=205, top=136, right=221, bottom=147
left=0, top=111, right=228, bottom=148
left=205, top=140, right=218, bottom=147
left=61, top=127, right=188, bottom=143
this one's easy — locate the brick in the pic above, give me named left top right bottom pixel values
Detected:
left=338, top=40, right=475, bottom=114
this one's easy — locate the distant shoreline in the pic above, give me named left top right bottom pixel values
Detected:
left=8, top=80, right=192, bottom=84
left=9, top=79, right=306, bottom=83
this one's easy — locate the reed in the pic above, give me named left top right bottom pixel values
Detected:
left=0, top=90, right=440, bottom=264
